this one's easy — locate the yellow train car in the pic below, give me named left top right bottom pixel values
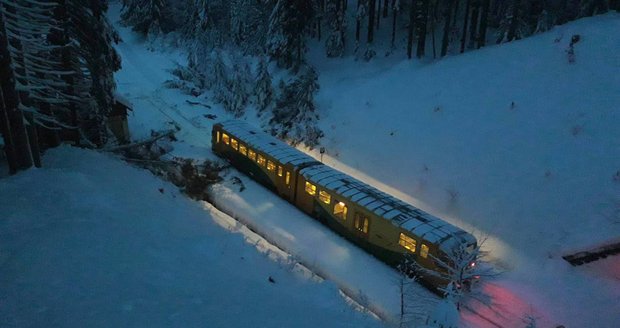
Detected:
left=212, top=120, right=477, bottom=290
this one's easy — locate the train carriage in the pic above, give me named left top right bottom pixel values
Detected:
left=212, top=120, right=477, bottom=290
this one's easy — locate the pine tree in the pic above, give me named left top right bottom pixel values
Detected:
left=467, top=0, right=480, bottom=49
left=68, top=0, right=121, bottom=146
left=407, top=0, right=416, bottom=59
left=121, top=0, right=166, bottom=36
left=224, top=63, right=251, bottom=117
left=477, top=0, right=490, bottom=48
left=391, top=0, right=401, bottom=50
left=460, top=0, right=471, bottom=53
left=181, top=0, right=209, bottom=40
left=267, top=0, right=315, bottom=71
left=270, top=66, right=323, bottom=148
left=253, top=58, right=274, bottom=114
left=440, top=0, right=457, bottom=57
left=415, top=0, right=430, bottom=58
left=496, top=0, right=530, bottom=43
left=210, top=51, right=230, bottom=106
left=0, top=9, right=33, bottom=173
left=325, top=0, right=346, bottom=57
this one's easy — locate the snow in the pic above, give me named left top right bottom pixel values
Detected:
left=3, top=4, right=615, bottom=327
left=110, top=6, right=619, bottom=326
left=0, top=147, right=381, bottom=328
left=304, top=13, right=620, bottom=328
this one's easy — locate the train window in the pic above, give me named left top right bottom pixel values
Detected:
left=354, top=213, right=369, bottom=234
left=231, top=138, right=238, bottom=150
left=333, top=202, right=347, bottom=220
left=319, top=190, right=331, bottom=204
left=285, top=171, right=291, bottom=185
left=267, top=160, right=276, bottom=171
left=399, top=233, right=416, bottom=253
left=305, top=181, right=316, bottom=195
left=222, top=133, right=230, bottom=145
left=420, top=244, right=429, bottom=258
left=277, top=166, right=283, bottom=177
left=216, top=131, right=220, bottom=143
left=257, top=154, right=266, bottom=166
left=239, top=144, right=247, bottom=156
left=248, top=149, right=256, bottom=161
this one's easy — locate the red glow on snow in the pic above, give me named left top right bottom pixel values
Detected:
left=460, top=282, right=553, bottom=328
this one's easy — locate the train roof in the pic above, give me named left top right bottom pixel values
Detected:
left=300, top=164, right=475, bottom=251
left=217, top=120, right=320, bottom=168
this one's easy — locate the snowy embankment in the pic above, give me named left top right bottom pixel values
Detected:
left=0, top=147, right=381, bottom=328
left=304, top=13, right=620, bottom=327
left=73, top=5, right=616, bottom=327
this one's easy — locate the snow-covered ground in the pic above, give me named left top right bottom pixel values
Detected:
left=108, top=5, right=619, bottom=327
left=304, top=13, right=620, bottom=327
left=0, top=147, right=382, bottom=328
left=3, top=4, right=617, bottom=328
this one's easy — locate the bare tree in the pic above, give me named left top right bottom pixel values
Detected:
left=396, top=255, right=433, bottom=328
left=413, top=237, right=496, bottom=310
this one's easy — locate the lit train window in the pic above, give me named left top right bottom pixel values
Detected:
left=239, top=144, right=247, bottom=156
left=305, top=182, right=316, bottom=195
left=231, top=138, right=238, bottom=150
left=277, top=166, right=283, bottom=177
left=248, top=149, right=256, bottom=161
left=399, top=233, right=416, bottom=253
left=420, top=244, right=429, bottom=258
left=319, top=190, right=331, bottom=204
left=333, top=202, right=347, bottom=220
left=354, top=213, right=369, bottom=234
left=285, top=171, right=290, bottom=185
left=267, top=160, right=276, bottom=171
left=257, top=154, right=266, bottom=166
left=216, top=131, right=220, bottom=143
left=222, top=133, right=230, bottom=145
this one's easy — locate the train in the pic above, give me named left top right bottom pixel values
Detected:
left=212, top=120, right=477, bottom=290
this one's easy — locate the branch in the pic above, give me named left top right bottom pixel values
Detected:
left=105, top=129, right=176, bottom=152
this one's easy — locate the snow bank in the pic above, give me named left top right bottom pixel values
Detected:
left=0, top=147, right=380, bottom=328
left=305, top=13, right=620, bottom=327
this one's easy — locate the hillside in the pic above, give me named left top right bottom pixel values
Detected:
left=3, top=7, right=616, bottom=328
left=107, top=8, right=620, bottom=326
left=0, top=147, right=381, bottom=327
left=304, top=13, right=620, bottom=326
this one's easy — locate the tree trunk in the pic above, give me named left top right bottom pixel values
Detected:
left=56, top=0, right=81, bottom=145
left=25, top=112, right=41, bottom=167
left=356, top=0, right=362, bottom=42
left=416, top=0, right=429, bottom=58
left=391, top=0, right=397, bottom=49
left=367, top=0, right=376, bottom=43
left=317, top=0, right=323, bottom=40
left=506, top=0, right=521, bottom=42
left=460, top=0, right=470, bottom=53
left=431, top=0, right=437, bottom=58
left=452, top=0, right=460, bottom=25
left=0, top=87, right=18, bottom=174
left=441, top=0, right=456, bottom=57
left=407, top=0, right=415, bottom=59
left=477, top=0, right=490, bottom=48
left=468, top=0, right=479, bottom=49
left=383, top=0, right=389, bottom=17
left=376, top=0, right=381, bottom=28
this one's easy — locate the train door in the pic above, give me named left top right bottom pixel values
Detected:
left=278, top=163, right=294, bottom=202
left=353, top=212, right=370, bottom=239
